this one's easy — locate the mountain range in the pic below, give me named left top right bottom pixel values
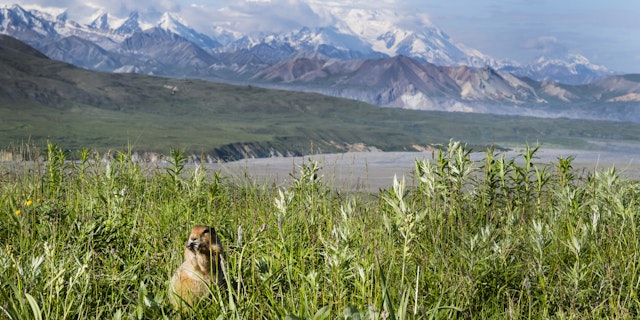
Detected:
left=1, top=3, right=638, bottom=119
left=3, top=32, right=640, bottom=161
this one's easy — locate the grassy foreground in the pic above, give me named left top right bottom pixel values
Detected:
left=1, top=142, right=639, bottom=319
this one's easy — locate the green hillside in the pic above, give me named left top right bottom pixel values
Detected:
left=1, top=35, right=639, bottom=160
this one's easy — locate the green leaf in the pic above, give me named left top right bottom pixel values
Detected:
left=24, top=293, right=42, bottom=320
left=313, top=305, right=331, bottom=320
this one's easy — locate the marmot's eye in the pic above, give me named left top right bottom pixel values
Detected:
left=203, top=229, right=210, bottom=234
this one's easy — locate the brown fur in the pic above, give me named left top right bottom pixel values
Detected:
left=169, top=225, right=225, bottom=309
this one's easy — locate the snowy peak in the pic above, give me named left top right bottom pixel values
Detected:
left=54, top=10, right=68, bottom=22
left=0, top=4, right=57, bottom=39
left=533, top=53, right=608, bottom=73
left=86, top=10, right=144, bottom=35
left=0, top=3, right=616, bottom=88
left=114, top=11, right=142, bottom=34
left=513, top=53, right=612, bottom=85
left=157, top=12, right=185, bottom=31
left=301, top=4, right=493, bottom=67
left=87, top=9, right=142, bottom=35
left=21, top=4, right=67, bottom=22
left=274, top=26, right=384, bottom=59
left=88, top=11, right=109, bottom=30
left=156, top=12, right=221, bottom=49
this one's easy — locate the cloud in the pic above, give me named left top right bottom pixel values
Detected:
left=9, top=0, right=419, bottom=34
left=177, top=0, right=416, bottom=36
left=523, top=36, right=569, bottom=58
left=12, top=0, right=185, bottom=22
left=222, top=0, right=324, bottom=32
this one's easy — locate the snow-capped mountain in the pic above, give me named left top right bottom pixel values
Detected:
left=226, top=26, right=386, bottom=61
left=87, top=10, right=109, bottom=30
left=113, top=12, right=143, bottom=35
left=0, top=3, right=607, bottom=79
left=506, top=53, right=612, bottom=85
left=313, top=6, right=493, bottom=67
left=0, top=4, right=56, bottom=41
left=212, top=5, right=496, bottom=68
left=86, top=10, right=150, bottom=34
left=0, top=3, right=620, bottom=111
left=156, top=12, right=221, bottom=50
left=121, top=27, right=219, bottom=74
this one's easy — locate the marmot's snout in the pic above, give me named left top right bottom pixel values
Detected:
left=186, top=240, right=200, bottom=251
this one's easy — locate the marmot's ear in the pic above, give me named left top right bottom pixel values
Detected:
left=210, top=227, right=219, bottom=241
left=202, top=226, right=216, bottom=237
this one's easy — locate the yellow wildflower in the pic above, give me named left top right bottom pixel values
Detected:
left=15, top=209, right=20, bottom=215
left=26, top=199, right=33, bottom=207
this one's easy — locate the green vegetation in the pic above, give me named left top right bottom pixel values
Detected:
left=4, top=87, right=640, bottom=161
left=1, top=141, right=639, bottom=318
left=2, top=36, right=640, bottom=160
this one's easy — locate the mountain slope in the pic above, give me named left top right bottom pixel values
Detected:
left=0, top=5, right=635, bottom=119
left=253, top=55, right=544, bottom=109
left=251, top=54, right=640, bottom=120
left=40, top=35, right=122, bottom=71
left=2, top=34, right=640, bottom=159
left=0, top=34, right=467, bottom=157
left=444, top=66, right=541, bottom=103
left=592, top=74, right=640, bottom=98
left=120, top=27, right=219, bottom=75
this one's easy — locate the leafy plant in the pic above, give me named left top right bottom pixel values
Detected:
left=1, top=141, right=640, bottom=318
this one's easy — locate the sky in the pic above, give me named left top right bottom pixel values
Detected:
left=419, top=0, right=640, bottom=72
left=3, top=0, right=639, bottom=72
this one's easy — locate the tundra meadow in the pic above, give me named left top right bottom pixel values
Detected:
left=1, top=141, right=640, bottom=319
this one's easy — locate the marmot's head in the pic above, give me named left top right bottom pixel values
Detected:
left=186, top=225, right=222, bottom=254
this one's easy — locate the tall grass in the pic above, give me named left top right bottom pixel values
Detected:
left=1, top=141, right=639, bottom=319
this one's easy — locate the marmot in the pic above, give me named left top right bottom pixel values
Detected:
left=170, top=225, right=225, bottom=309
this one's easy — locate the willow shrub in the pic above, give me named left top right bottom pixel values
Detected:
left=1, top=141, right=639, bottom=319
